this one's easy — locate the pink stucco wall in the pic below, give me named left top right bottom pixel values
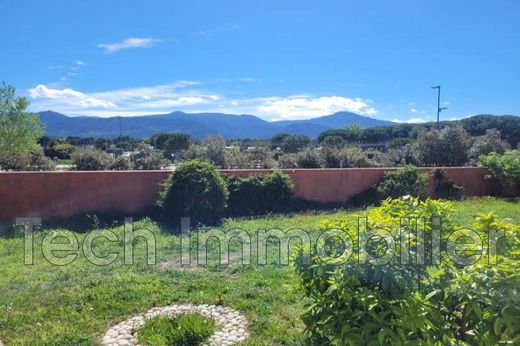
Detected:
left=0, top=167, right=492, bottom=224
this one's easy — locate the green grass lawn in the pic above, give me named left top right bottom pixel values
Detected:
left=0, top=197, right=518, bottom=345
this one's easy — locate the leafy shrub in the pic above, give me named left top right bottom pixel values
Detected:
left=131, top=143, right=169, bottom=170
left=479, top=150, right=520, bottom=180
left=296, top=149, right=322, bottom=168
left=110, top=156, right=133, bottom=170
left=469, top=128, right=509, bottom=158
left=160, top=160, right=228, bottom=225
left=282, top=134, right=310, bottom=153
left=413, top=126, right=470, bottom=166
left=137, top=314, right=215, bottom=346
left=479, top=150, right=520, bottom=196
left=201, top=135, right=227, bottom=167
left=72, top=149, right=114, bottom=171
left=376, top=165, right=427, bottom=198
left=46, top=141, right=76, bottom=159
left=184, top=136, right=227, bottom=167
left=321, top=148, right=342, bottom=168
left=431, top=168, right=464, bottom=200
left=294, top=197, right=520, bottom=345
left=344, top=186, right=380, bottom=208
left=322, top=135, right=345, bottom=148
left=277, top=153, right=299, bottom=168
left=226, top=171, right=294, bottom=216
left=147, top=132, right=191, bottom=153
left=0, top=149, right=55, bottom=171
left=225, top=146, right=276, bottom=169
left=346, top=166, right=428, bottom=207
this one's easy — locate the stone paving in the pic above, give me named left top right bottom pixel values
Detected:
left=102, top=303, right=249, bottom=346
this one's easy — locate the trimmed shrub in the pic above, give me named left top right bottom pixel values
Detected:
left=137, top=314, right=215, bottom=346
left=72, top=149, right=114, bottom=171
left=160, top=160, right=228, bottom=225
left=227, top=171, right=294, bottom=216
left=376, top=165, right=427, bottom=198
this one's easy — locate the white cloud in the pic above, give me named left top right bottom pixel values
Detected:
left=240, top=77, right=259, bottom=83
left=139, top=97, right=215, bottom=108
left=407, top=118, right=427, bottom=124
left=391, top=118, right=429, bottom=124
left=254, top=96, right=378, bottom=120
left=75, top=60, right=86, bottom=66
left=98, top=38, right=162, bottom=53
left=28, top=85, right=115, bottom=108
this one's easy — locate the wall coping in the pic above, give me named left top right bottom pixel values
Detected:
left=0, top=166, right=487, bottom=175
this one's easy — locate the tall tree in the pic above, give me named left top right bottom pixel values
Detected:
left=0, top=83, right=44, bottom=153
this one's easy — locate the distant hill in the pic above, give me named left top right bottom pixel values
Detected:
left=37, top=110, right=395, bottom=139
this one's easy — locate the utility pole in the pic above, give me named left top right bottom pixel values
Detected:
left=431, top=86, right=447, bottom=129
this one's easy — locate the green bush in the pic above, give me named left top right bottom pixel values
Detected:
left=160, top=160, right=228, bottom=225
left=277, top=153, right=299, bottom=168
left=227, top=171, right=294, bottom=216
left=296, top=149, right=322, bottom=168
left=431, top=168, right=464, bottom=200
left=376, top=165, right=427, bottom=198
left=294, top=197, right=520, bottom=345
left=479, top=150, right=520, bottom=196
left=72, top=149, right=114, bottom=171
left=137, top=314, right=215, bottom=346
left=479, top=150, right=520, bottom=180
left=47, top=141, right=76, bottom=160
left=131, top=143, right=169, bottom=170
left=110, top=156, right=133, bottom=170
left=0, top=149, right=54, bottom=171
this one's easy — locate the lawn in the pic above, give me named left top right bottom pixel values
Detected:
left=0, top=197, right=518, bottom=345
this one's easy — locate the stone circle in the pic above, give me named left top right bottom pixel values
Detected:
left=102, top=303, right=249, bottom=346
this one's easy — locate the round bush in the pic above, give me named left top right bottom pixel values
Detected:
left=226, top=170, right=294, bottom=216
left=72, top=149, right=114, bottom=171
left=160, top=160, right=228, bottom=225
left=376, top=165, right=427, bottom=198
left=110, top=156, right=133, bottom=170
left=137, top=314, right=215, bottom=346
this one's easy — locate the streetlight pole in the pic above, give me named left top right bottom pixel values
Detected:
left=431, top=86, right=447, bottom=129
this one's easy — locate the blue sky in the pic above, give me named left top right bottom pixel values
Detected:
left=1, top=0, right=519, bottom=122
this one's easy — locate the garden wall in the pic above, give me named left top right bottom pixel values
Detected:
left=0, top=167, right=492, bottom=225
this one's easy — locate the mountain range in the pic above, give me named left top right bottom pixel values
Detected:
left=38, top=111, right=395, bottom=139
